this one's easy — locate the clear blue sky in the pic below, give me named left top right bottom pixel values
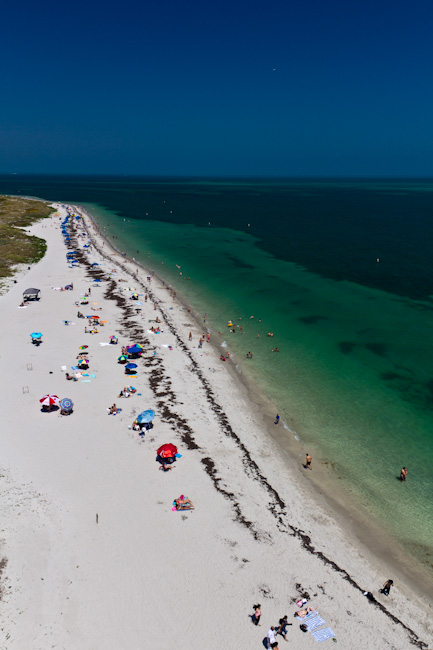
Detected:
left=1, top=0, right=433, bottom=176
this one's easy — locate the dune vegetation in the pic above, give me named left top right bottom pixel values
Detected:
left=0, top=195, right=53, bottom=280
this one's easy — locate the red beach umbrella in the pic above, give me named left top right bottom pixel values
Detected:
left=157, top=443, right=178, bottom=458
left=39, top=394, right=59, bottom=406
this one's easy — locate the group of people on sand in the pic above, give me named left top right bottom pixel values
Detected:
left=251, top=604, right=293, bottom=647
left=118, top=386, right=136, bottom=398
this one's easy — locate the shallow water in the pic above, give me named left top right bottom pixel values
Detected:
left=1, top=175, right=432, bottom=572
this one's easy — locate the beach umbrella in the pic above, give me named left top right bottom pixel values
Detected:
left=136, top=410, right=155, bottom=424
left=30, top=332, right=42, bottom=339
left=118, top=355, right=128, bottom=363
left=126, top=345, right=142, bottom=355
left=110, top=335, right=117, bottom=340
left=125, top=362, right=137, bottom=369
left=93, top=279, right=102, bottom=283
left=78, top=345, right=88, bottom=350
left=157, top=443, right=178, bottom=458
left=59, top=398, right=74, bottom=412
left=91, top=263, right=99, bottom=267
left=39, top=394, right=59, bottom=406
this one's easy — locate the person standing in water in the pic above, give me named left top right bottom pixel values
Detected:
left=400, top=467, right=407, bottom=481
left=275, top=414, right=280, bottom=425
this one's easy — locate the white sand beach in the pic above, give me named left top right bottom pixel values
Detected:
left=0, top=205, right=431, bottom=650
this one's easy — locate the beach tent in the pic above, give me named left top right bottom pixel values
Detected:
left=23, top=288, right=40, bottom=301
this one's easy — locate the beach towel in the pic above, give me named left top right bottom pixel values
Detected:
left=81, top=380, right=91, bottom=383
left=311, top=627, right=335, bottom=642
left=304, top=615, right=326, bottom=632
left=90, top=374, right=96, bottom=378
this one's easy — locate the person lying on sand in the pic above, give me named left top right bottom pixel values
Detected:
left=65, top=373, right=78, bottom=381
left=174, top=495, right=194, bottom=509
left=295, top=606, right=316, bottom=618
left=108, top=404, right=119, bottom=415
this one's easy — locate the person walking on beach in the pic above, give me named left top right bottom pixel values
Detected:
left=275, top=414, right=280, bottom=425
left=276, top=615, right=291, bottom=641
left=400, top=467, right=408, bottom=481
left=189, top=332, right=192, bottom=341
left=305, top=454, right=312, bottom=470
left=267, top=626, right=276, bottom=648
left=251, top=603, right=261, bottom=626
left=379, top=579, right=394, bottom=596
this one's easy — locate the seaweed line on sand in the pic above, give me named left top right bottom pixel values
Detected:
left=0, top=557, right=8, bottom=601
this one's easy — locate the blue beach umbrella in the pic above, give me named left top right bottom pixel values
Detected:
left=127, top=345, right=142, bottom=355
left=30, top=332, right=42, bottom=339
left=136, top=410, right=155, bottom=424
left=59, top=398, right=74, bottom=411
left=125, top=363, right=137, bottom=369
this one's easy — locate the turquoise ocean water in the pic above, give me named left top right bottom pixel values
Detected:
left=2, top=176, right=433, bottom=577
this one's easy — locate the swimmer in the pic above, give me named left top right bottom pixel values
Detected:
left=272, top=347, right=280, bottom=352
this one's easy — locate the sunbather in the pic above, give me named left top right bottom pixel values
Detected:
left=295, top=606, right=316, bottom=618
left=174, top=495, right=194, bottom=510
left=109, top=404, right=119, bottom=415
left=65, top=373, right=78, bottom=381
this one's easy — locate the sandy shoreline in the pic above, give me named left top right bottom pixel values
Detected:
left=0, top=204, right=431, bottom=649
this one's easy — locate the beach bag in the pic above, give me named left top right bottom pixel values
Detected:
left=300, top=624, right=308, bottom=633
